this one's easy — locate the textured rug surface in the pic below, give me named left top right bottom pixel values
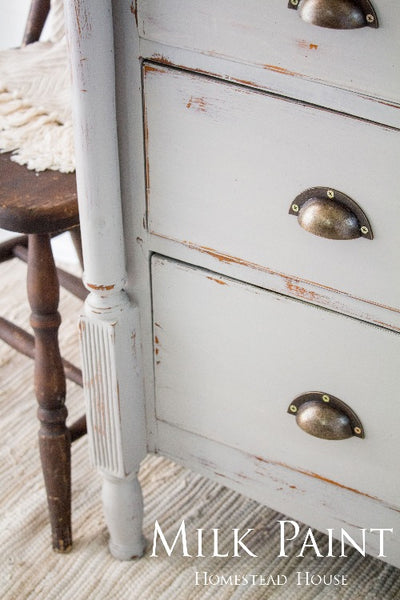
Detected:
left=0, top=257, right=399, bottom=600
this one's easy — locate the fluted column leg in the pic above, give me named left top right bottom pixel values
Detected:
left=64, top=0, right=147, bottom=559
left=79, top=291, right=146, bottom=560
left=27, top=233, right=71, bottom=552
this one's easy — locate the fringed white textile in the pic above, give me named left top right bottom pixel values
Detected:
left=0, top=0, right=74, bottom=172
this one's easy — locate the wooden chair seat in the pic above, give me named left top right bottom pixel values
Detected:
left=0, top=152, right=78, bottom=234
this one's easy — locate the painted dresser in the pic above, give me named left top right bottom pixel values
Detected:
left=64, top=0, right=400, bottom=566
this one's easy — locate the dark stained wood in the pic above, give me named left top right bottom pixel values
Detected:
left=0, top=235, right=28, bottom=263
left=69, top=227, right=84, bottom=270
left=69, top=415, right=87, bottom=442
left=22, top=0, right=51, bottom=46
left=0, top=316, right=84, bottom=387
left=12, top=243, right=88, bottom=301
left=0, top=153, right=79, bottom=234
left=27, top=233, right=72, bottom=552
left=0, top=1, right=86, bottom=552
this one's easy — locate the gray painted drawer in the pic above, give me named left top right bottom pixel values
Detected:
left=145, top=65, right=400, bottom=313
left=138, top=0, right=400, bottom=103
left=152, top=255, right=400, bottom=507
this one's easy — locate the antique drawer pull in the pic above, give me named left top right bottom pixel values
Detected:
left=288, top=0, right=378, bottom=29
left=288, top=187, right=373, bottom=240
left=288, top=392, right=364, bottom=440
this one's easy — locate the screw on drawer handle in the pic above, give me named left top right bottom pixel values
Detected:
left=288, top=392, right=364, bottom=440
left=288, top=0, right=378, bottom=29
left=288, top=187, right=373, bottom=240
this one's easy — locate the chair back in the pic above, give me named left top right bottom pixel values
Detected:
left=22, top=0, right=51, bottom=46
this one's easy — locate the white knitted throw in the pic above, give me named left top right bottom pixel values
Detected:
left=0, top=0, right=74, bottom=172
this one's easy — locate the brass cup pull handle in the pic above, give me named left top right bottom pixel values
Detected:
left=288, top=392, right=364, bottom=440
left=288, top=0, right=378, bottom=29
left=289, top=187, right=373, bottom=240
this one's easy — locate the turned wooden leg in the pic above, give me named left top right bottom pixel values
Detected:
left=102, top=474, right=145, bottom=560
left=69, top=226, right=84, bottom=270
left=27, top=233, right=72, bottom=552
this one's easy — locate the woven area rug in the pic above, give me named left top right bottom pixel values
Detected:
left=0, top=257, right=399, bottom=600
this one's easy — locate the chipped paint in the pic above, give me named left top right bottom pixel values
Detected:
left=194, top=244, right=240, bottom=264
left=143, top=110, right=151, bottom=197
left=147, top=236, right=399, bottom=326
left=87, top=282, right=115, bottom=291
left=186, top=96, right=208, bottom=112
left=130, top=1, right=138, bottom=28
left=151, top=53, right=173, bottom=64
left=254, top=455, right=395, bottom=509
left=154, top=334, right=161, bottom=359
left=93, top=423, right=106, bottom=436
left=206, top=276, right=227, bottom=286
left=263, top=63, right=299, bottom=78
left=74, top=0, right=93, bottom=41
left=286, top=280, right=320, bottom=302
left=144, top=64, right=167, bottom=75
left=297, top=40, right=319, bottom=51
left=144, top=56, right=399, bottom=125
left=147, top=56, right=269, bottom=97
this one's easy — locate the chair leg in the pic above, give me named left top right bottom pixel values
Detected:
left=69, top=226, right=84, bottom=270
left=27, top=233, right=72, bottom=552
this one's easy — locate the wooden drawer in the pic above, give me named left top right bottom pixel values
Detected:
left=152, top=256, right=400, bottom=507
left=138, top=0, right=400, bottom=104
left=144, top=64, right=400, bottom=312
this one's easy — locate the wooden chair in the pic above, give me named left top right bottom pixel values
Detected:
left=0, top=0, right=87, bottom=552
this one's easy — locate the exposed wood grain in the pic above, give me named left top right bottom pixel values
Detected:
left=27, top=234, right=71, bottom=552
left=0, top=316, right=83, bottom=387
left=22, top=0, right=50, bottom=46
left=12, top=243, right=87, bottom=301
left=0, top=154, right=79, bottom=235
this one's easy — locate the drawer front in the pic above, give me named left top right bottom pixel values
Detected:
left=152, top=256, right=400, bottom=506
left=145, top=65, right=400, bottom=311
left=138, top=0, right=400, bottom=103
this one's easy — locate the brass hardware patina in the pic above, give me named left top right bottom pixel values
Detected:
left=288, top=391, right=364, bottom=440
left=288, top=187, right=373, bottom=240
left=288, top=0, right=378, bottom=29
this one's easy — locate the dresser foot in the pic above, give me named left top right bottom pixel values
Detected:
left=102, top=473, right=145, bottom=560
